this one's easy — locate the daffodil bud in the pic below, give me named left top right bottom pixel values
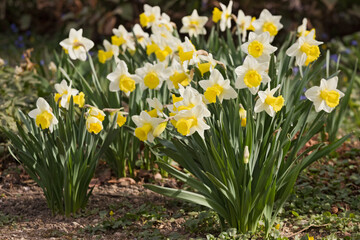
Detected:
left=244, top=146, right=250, bottom=164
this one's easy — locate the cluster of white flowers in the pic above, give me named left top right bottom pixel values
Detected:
left=29, top=2, right=344, bottom=140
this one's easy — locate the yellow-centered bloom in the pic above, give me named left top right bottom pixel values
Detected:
left=139, top=4, right=161, bottom=28
left=86, top=116, right=103, bottom=134
left=180, top=10, right=208, bottom=37
left=132, top=111, right=166, bottom=142
left=305, top=76, right=344, bottom=113
left=107, top=60, right=140, bottom=96
left=88, top=107, right=105, bottom=122
left=241, top=32, right=277, bottom=63
left=254, top=84, right=285, bottom=117
left=252, top=9, right=283, bottom=42
left=59, top=28, right=94, bottom=61
left=135, top=62, right=167, bottom=91
left=29, top=97, right=58, bottom=132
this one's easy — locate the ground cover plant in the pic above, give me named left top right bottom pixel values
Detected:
left=0, top=1, right=359, bottom=239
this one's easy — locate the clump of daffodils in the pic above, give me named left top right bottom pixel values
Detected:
left=51, top=3, right=345, bottom=146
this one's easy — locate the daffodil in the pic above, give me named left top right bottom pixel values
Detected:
left=133, top=24, right=150, bottom=48
left=54, top=80, right=80, bottom=109
left=235, top=56, right=271, bottom=94
left=218, top=1, right=233, bottom=32
left=132, top=111, right=166, bottom=142
left=252, top=9, right=283, bottom=42
left=178, top=37, right=197, bottom=65
left=243, top=146, right=250, bottom=164
left=98, top=40, right=119, bottom=64
left=297, top=18, right=315, bottom=38
left=107, top=60, right=140, bottom=96
left=109, top=111, right=127, bottom=128
left=87, top=107, right=105, bottom=122
left=286, top=29, right=323, bottom=66
left=154, top=13, right=174, bottom=33
left=197, top=53, right=217, bottom=76
left=166, top=60, right=191, bottom=89
left=241, top=32, right=277, bottom=63
left=236, top=10, right=252, bottom=42
left=146, top=29, right=176, bottom=62
left=304, top=76, right=344, bottom=113
left=59, top=28, right=94, bottom=61
left=86, top=116, right=103, bottom=134
left=180, top=10, right=208, bottom=38
left=174, top=105, right=210, bottom=138
left=239, top=105, right=247, bottom=127
left=28, top=97, right=58, bottom=132
left=146, top=97, right=165, bottom=117
left=140, top=4, right=161, bottom=28
left=199, top=69, right=237, bottom=104
left=254, top=84, right=285, bottom=117
left=112, top=25, right=135, bottom=52
left=135, top=62, right=168, bottom=90
left=48, top=61, right=57, bottom=73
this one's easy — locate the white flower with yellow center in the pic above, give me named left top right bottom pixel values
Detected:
left=86, top=116, right=103, bottom=134
left=59, top=28, right=94, bottom=61
left=109, top=111, right=127, bottom=128
left=180, top=10, right=208, bottom=37
left=107, top=60, right=140, bottom=96
left=133, top=24, right=150, bottom=48
left=297, top=18, right=316, bottom=38
left=236, top=10, right=252, bottom=42
left=173, top=105, right=210, bottom=138
left=197, top=53, right=217, bottom=76
left=173, top=86, right=208, bottom=114
left=135, top=62, right=167, bottom=90
left=29, top=97, right=58, bottom=132
left=154, top=13, right=174, bottom=33
left=98, top=40, right=119, bottom=64
left=254, top=84, right=285, bottom=117
left=132, top=111, right=166, bottom=142
left=112, top=25, right=135, bottom=52
left=235, top=56, right=270, bottom=95
left=178, top=37, right=198, bottom=65
left=146, top=29, right=176, bottom=62
left=241, top=32, right=277, bottom=63
left=87, top=107, right=106, bottom=122
left=140, top=4, right=161, bottom=29
left=146, top=97, right=166, bottom=118
left=166, top=60, right=191, bottom=90
left=286, top=30, right=323, bottom=66
left=199, top=69, right=237, bottom=104
left=54, top=79, right=79, bottom=109
left=219, top=1, right=233, bottom=32
left=304, top=77, right=344, bottom=113
left=252, top=9, right=283, bottom=42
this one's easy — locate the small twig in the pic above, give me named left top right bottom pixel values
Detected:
left=0, top=188, right=14, bottom=197
left=284, top=223, right=330, bottom=238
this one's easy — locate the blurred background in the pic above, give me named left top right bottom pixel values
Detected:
left=0, top=0, right=360, bottom=64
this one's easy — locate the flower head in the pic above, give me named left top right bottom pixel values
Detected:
left=98, top=39, right=119, bottom=64
left=86, top=116, right=103, bottom=134
left=59, top=28, right=94, bottom=61
left=304, top=77, right=344, bottom=113
left=135, top=62, right=168, bottom=90
left=132, top=111, right=165, bottom=142
left=241, top=32, right=277, bottom=63
left=112, top=25, right=135, bottom=52
left=235, top=56, right=271, bottom=94
left=174, top=105, right=210, bottom=138
left=236, top=10, right=252, bottom=42
left=254, top=84, right=285, bottom=117
left=140, top=4, right=161, bottom=28
left=28, top=97, right=58, bottom=132
left=180, top=10, right=208, bottom=38
left=199, top=69, right=237, bottom=103
left=219, top=1, right=233, bottom=32
left=107, top=60, right=140, bottom=96
left=252, top=9, right=283, bottom=42
left=87, top=107, right=105, bottom=122
left=166, top=60, right=191, bottom=89
left=54, top=80, right=80, bottom=109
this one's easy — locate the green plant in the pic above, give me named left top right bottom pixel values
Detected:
left=2, top=98, right=117, bottom=216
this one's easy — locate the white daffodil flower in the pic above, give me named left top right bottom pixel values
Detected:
left=173, top=104, right=210, bottom=138
left=254, top=84, right=285, bottom=117
left=146, top=97, right=165, bottom=117
left=197, top=53, right=217, bottom=76
left=236, top=10, right=252, bottom=42
left=241, top=32, right=277, bottom=63
left=235, top=55, right=271, bottom=95
left=286, top=29, right=323, bottom=66
left=132, top=111, right=165, bottom=142
left=178, top=37, right=199, bottom=65
left=180, top=10, right=208, bottom=38
left=140, top=4, right=161, bottom=29
left=165, top=60, right=191, bottom=90
left=252, top=9, right=283, bottom=42
left=219, top=1, right=233, bottom=32
left=297, top=18, right=316, bottom=38
left=98, top=39, right=119, bottom=64
left=135, top=62, right=168, bottom=90
left=86, top=116, right=103, bottom=134
left=133, top=24, right=150, bottom=48
left=107, top=60, right=140, bottom=96
left=29, top=97, right=58, bottom=132
left=59, top=28, right=94, bottom=61
left=54, top=79, right=79, bottom=109
left=304, top=77, right=344, bottom=113
left=154, top=13, right=174, bottom=33
left=87, top=107, right=106, bottom=122
left=199, top=69, right=237, bottom=104
left=112, top=25, right=135, bottom=52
